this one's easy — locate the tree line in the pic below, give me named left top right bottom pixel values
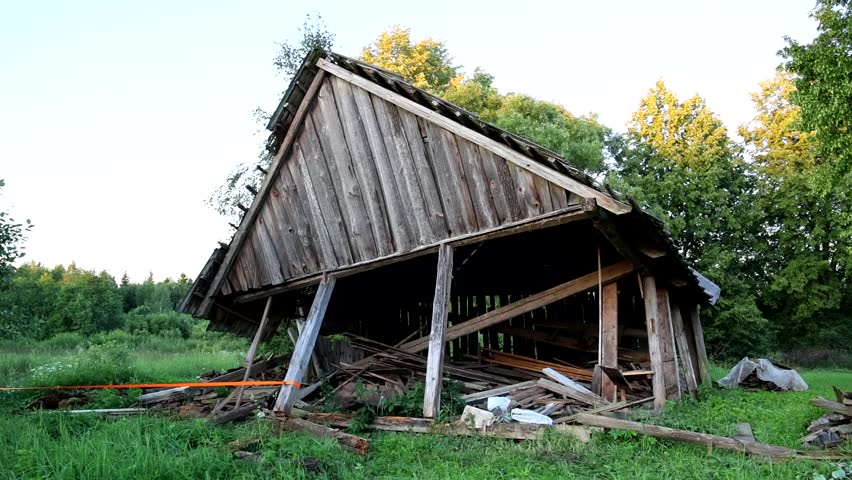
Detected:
left=0, top=261, right=193, bottom=340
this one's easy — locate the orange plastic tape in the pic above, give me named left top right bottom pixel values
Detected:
left=0, top=380, right=301, bottom=391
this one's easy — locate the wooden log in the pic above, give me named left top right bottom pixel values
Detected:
left=553, top=397, right=653, bottom=424
left=424, top=244, right=453, bottom=418
left=235, top=297, right=273, bottom=408
left=656, top=286, right=681, bottom=399
left=600, top=282, right=619, bottom=401
left=275, top=275, right=336, bottom=413
left=670, top=297, right=699, bottom=399
left=277, top=416, right=370, bottom=455
left=65, top=408, right=147, bottom=415
left=686, top=304, right=712, bottom=386
left=460, top=380, right=538, bottom=403
left=398, top=261, right=634, bottom=354
left=642, top=275, right=667, bottom=410
left=573, top=413, right=822, bottom=459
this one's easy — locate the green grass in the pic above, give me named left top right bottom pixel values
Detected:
left=0, top=335, right=849, bottom=479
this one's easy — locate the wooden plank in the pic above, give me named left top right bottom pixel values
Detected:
left=677, top=301, right=703, bottom=388
left=248, top=223, right=284, bottom=285
left=538, top=378, right=607, bottom=407
left=276, top=417, right=370, bottom=455
left=419, top=119, right=475, bottom=235
left=274, top=157, right=322, bottom=274
left=686, top=303, right=712, bottom=386
left=235, top=206, right=588, bottom=304
left=670, top=297, right=699, bottom=399
left=507, top=163, right=544, bottom=218
left=317, top=58, right=631, bottom=215
left=549, top=182, right=571, bottom=210
left=573, top=414, right=807, bottom=459
left=329, top=76, right=394, bottom=257
left=642, top=275, right=667, bottom=410
left=531, top=173, right=554, bottom=212
left=350, top=83, right=413, bottom=252
left=370, top=96, right=435, bottom=244
left=257, top=199, right=298, bottom=278
left=477, top=146, right=519, bottom=224
left=234, top=297, right=273, bottom=408
left=423, top=243, right=453, bottom=418
left=398, top=260, right=634, bottom=354
left=460, top=380, right=538, bottom=403
left=656, top=286, right=681, bottom=399
left=542, top=367, right=608, bottom=405
left=401, top=114, right=449, bottom=237
left=311, top=80, right=377, bottom=261
left=274, top=274, right=336, bottom=413
left=299, top=118, right=355, bottom=265
left=289, top=143, right=339, bottom=269
left=600, top=281, right=619, bottom=402
left=456, top=137, right=499, bottom=229
left=197, top=70, right=327, bottom=316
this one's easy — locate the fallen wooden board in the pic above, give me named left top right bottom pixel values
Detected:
left=538, top=379, right=608, bottom=407
left=542, top=368, right=608, bottom=405
left=573, top=413, right=851, bottom=460
left=460, top=380, right=538, bottom=403
left=65, top=408, right=148, bottom=415
left=811, top=397, right=852, bottom=417
left=288, top=412, right=593, bottom=442
left=276, top=416, right=371, bottom=455
left=552, top=397, right=654, bottom=424
left=209, top=401, right=260, bottom=426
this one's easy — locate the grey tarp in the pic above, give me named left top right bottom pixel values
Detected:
left=717, top=357, right=808, bottom=391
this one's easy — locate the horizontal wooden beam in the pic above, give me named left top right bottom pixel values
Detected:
left=317, top=58, right=631, bottom=215
left=396, top=260, right=635, bottom=354
left=233, top=206, right=589, bottom=304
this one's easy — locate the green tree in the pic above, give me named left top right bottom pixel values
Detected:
left=0, top=179, right=32, bottom=283
left=609, top=81, right=766, bottom=357
left=782, top=0, right=852, bottom=279
left=740, top=70, right=850, bottom=348
left=361, top=26, right=458, bottom=92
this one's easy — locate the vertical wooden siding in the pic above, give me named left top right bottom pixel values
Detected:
left=227, top=76, right=578, bottom=293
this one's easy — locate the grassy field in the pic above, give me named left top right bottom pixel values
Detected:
left=0, top=334, right=850, bottom=479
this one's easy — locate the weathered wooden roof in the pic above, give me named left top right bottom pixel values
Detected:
left=179, top=49, right=716, bottom=320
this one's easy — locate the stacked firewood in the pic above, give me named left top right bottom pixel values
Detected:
left=801, top=386, right=852, bottom=447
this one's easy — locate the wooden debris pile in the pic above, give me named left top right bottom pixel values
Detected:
left=308, top=334, right=654, bottom=425
left=801, top=386, right=852, bottom=448
left=134, top=354, right=290, bottom=424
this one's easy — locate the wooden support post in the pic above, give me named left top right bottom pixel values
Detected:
left=686, top=304, right=712, bottom=385
left=423, top=244, right=453, bottom=418
left=670, top=297, right=699, bottom=399
left=274, top=274, right=336, bottom=413
left=655, top=286, right=681, bottom=399
left=642, top=275, right=667, bottom=411
left=235, top=297, right=273, bottom=408
left=600, top=282, right=618, bottom=402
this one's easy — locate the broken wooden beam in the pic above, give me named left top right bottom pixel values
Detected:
left=460, top=380, right=538, bottom=403
left=537, top=378, right=608, bottom=407
left=642, top=275, right=667, bottom=410
left=397, top=261, right=635, bottom=354
left=276, top=416, right=370, bottom=455
left=424, top=243, right=453, bottom=418
left=811, top=397, right=852, bottom=417
left=209, top=401, right=260, bottom=426
left=275, top=274, right=336, bottom=413
left=572, top=413, right=848, bottom=460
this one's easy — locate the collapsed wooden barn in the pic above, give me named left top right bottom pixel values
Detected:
left=179, top=49, right=720, bottom=418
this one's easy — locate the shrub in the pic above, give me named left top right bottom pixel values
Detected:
left=124, top=307, right=194, bottom=339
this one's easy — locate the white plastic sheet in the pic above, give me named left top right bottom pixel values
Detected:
left=717, top=357, right=808, bottom=391
left=510, top=408, right=553, bottom=425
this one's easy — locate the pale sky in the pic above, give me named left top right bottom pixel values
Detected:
left=0, top=0, right=818, bottom=282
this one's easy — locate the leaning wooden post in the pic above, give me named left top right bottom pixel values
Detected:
left=423, top=243, right=453, bottom=418
left=642, top=275, right=667, bottom=411
left=686, top=304, right=712, bottom=385
left=669, top=297, right=699, bottom=399
left=274, top=274, right=336, bottom=414
left=235, top=296, right=273, bottom=408
left=655, top=286, right=681, bottom=399
left=600, top=282, right=619, bottom=402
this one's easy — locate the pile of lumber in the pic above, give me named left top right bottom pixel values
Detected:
left=310, top=334, right=653, bottom=425
left=801, top=386, right=852, bottom=448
